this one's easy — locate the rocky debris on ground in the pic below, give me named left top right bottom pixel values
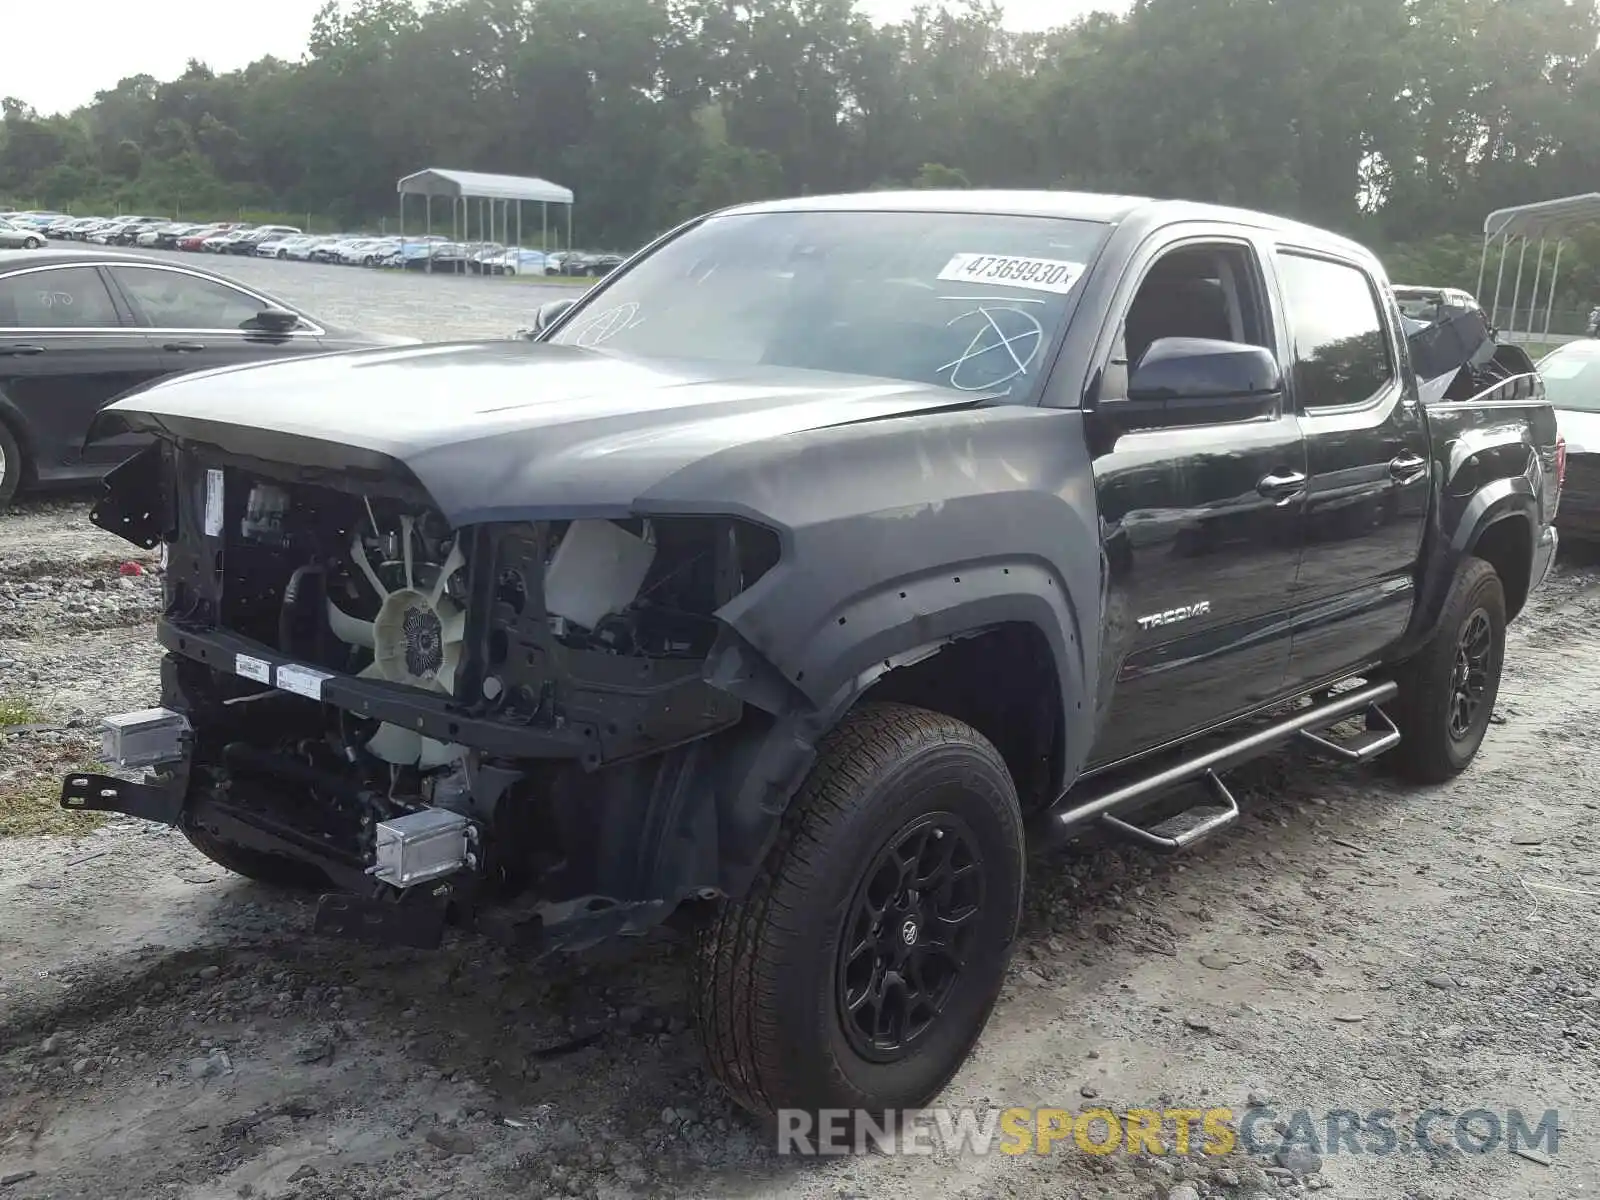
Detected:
left=3, top=499, right=1600, bottom=1199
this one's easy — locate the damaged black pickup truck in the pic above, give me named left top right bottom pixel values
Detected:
left=65, top=191, right=1561, bottom=1119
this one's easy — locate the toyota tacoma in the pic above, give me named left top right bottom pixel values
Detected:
left=64, top=191, right=1561, bottom=1119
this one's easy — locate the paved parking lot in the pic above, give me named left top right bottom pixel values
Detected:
left=121, top=247, right=587, bottom=342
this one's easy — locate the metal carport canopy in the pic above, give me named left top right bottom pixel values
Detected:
left=395, top=168, right=575, bottom=273
left=1477, top=193, right=1600, bottom=341
left=1484, top=193, right=1600, bottom=239
left=396, top=168, right=574, bottom=206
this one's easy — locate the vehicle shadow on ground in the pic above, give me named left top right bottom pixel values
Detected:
left=0, top=741, right=1417, bottom=1199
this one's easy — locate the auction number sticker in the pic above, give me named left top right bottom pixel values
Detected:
left=937, top=253, right=1086, bottom=295
left=275, top=663, right=334, bottom=701
left=235, top=653, right=272, bottom=683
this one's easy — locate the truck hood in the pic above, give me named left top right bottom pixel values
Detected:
left=93, top=340, right=982, bottom=525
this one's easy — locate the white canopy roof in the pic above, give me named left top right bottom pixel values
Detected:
left=397, top=168, right=573, bottom=206
left=1483, top=193, right=1600, bottom=240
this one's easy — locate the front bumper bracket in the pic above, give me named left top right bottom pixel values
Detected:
left=60, top=771, right=185, bottom=825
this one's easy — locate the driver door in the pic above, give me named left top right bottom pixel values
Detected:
left=1085, top=236, right=1307, bottom=769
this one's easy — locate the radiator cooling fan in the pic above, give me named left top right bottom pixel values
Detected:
left=325, top=515, right=468, bottom=769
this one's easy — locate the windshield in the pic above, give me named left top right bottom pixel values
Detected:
left=1541, top=344, right=1600, bottom=412
left=548, top=209, right=1109, bottom=399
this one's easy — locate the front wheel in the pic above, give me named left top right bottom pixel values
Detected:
left=1387, top=556, right=1506, bottom=783
left=0, top=419, right=24, bottom=508
left=23, top=236, right=40, bottom=249
left=183, top=826, right=329, bottom=890
left=695, top=702, right=1025, bottom=1117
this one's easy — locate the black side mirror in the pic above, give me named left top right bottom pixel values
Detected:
left=1119, top=337, right=1282, bottom=427
left=1130, top=337, right=1282, bottom=401
left=525, top=297, right=576, bottom=339
left=249, top=307, right=300, bottom=334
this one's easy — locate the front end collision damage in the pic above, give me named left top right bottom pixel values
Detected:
left=72, top=400, right=1103, bottom=954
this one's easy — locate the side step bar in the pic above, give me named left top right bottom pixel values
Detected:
left=1049, top=679, right=1399, bottom=853
left=1297, top=702, right=1400, bottom=763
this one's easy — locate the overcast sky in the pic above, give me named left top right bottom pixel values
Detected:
left=2, top=0, right=1124, bottom=117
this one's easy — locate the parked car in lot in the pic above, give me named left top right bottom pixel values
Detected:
left=283, top=235, right=334, bottom=261
left=224, top=225, right=301, bottom=255
left=0, top=247, right=412, bottom=507
left=178, top=225, right=235, bottom=251
left=1537, top=339, right=1600, bottom=539
left=112, top=217, right=168, bottom=245
left=0, top=219, right=46, bottom=250
left=489, top=247, right=550, bottom=276
left=65, top=190, right=1560, bottom=1123
left=201, top=227, right=256, bottom=252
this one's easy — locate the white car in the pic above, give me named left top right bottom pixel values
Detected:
left=256, top=234, right=305, bottom=258
left=282, top=235, right=329, bottom=261
left=0, top=219, right=46, bottom=250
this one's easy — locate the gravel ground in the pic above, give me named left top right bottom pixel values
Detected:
left=1, top=275, right=1596, bottom=1198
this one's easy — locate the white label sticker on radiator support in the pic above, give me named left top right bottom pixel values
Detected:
left=203, top=469, right=224, bottom=537
left=235, top=654, right=271, bottom=683
left=275, top=663, right=334, bottom=700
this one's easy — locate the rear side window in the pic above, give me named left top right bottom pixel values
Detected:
left=110, top=266, right=272, bottom=330
left=1276, top=252, right=1394, bottom=409
left=0, top=266, right=121, bottom=329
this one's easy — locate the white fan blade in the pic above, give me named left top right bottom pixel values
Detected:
left=436, top=643, right=461, bottom=695
left=350, top=530, right=387, bottom=599
left=401, top=514, right=416, bottom=590
left=358, top=661, right=384, bottom=679
left=327, top=600, right=375, bottom=648
left=439, top=606, right=466, bottom=644
left=430, top=542, right=466, bottom=605
left=417, top=737, right=457, bottom=770
left=366, top=722, right=421, bottom=765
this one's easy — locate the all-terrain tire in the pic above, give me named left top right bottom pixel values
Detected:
left=0, top=419, right=25, bottom=510
left=182, top=826, right=330, bottom=890
left=694, top=702, right=1025, bottom=1118
left=1387, top=556, right=1506, bottom=783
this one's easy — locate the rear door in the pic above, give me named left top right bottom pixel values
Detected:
left=0, top=263, right=163, bottom=479
left=1085, top=232, right=1307, bottom=768
left=105, top=262, right=325, bottom=381
left=1272, top=249, right=1430, bottom=692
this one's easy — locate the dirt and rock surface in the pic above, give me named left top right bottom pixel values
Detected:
left=2, top=263, right=1597, bottom=1199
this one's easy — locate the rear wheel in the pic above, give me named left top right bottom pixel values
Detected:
left=1388, top=557, right=1505, bottom=782
left=695, top=702, right=1025, bottom=1117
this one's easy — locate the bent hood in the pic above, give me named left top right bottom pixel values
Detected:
left=93, top=340, right=981, bottom=525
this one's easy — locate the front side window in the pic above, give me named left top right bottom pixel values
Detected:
left=0, top=266, right=121, bottom=329
left=110, top=267, right=276, bottom=330
left=547, top=209, right=1111, bottom=400
left=1276, top=252, right=1394, bottom=409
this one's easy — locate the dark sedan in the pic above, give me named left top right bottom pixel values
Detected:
left=0, top=248, right=413, bottom=507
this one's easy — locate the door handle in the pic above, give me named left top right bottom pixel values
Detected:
left=1389, top=452, right=1427, bottom=483
left=0, top=344, right=45, bottom=356
left=1256, top=470, right=1307, bottom=503
left=162, top=341, right=206, bottom=353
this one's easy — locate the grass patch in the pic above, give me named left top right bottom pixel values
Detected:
left=0, top=775, right=107, bottom=838
left=0, top=696, right=39, bottom=727
left=0, top=694, right=108, bottom=836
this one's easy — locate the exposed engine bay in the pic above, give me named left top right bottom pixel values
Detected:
left=84, top=444, right=784, bottom=950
